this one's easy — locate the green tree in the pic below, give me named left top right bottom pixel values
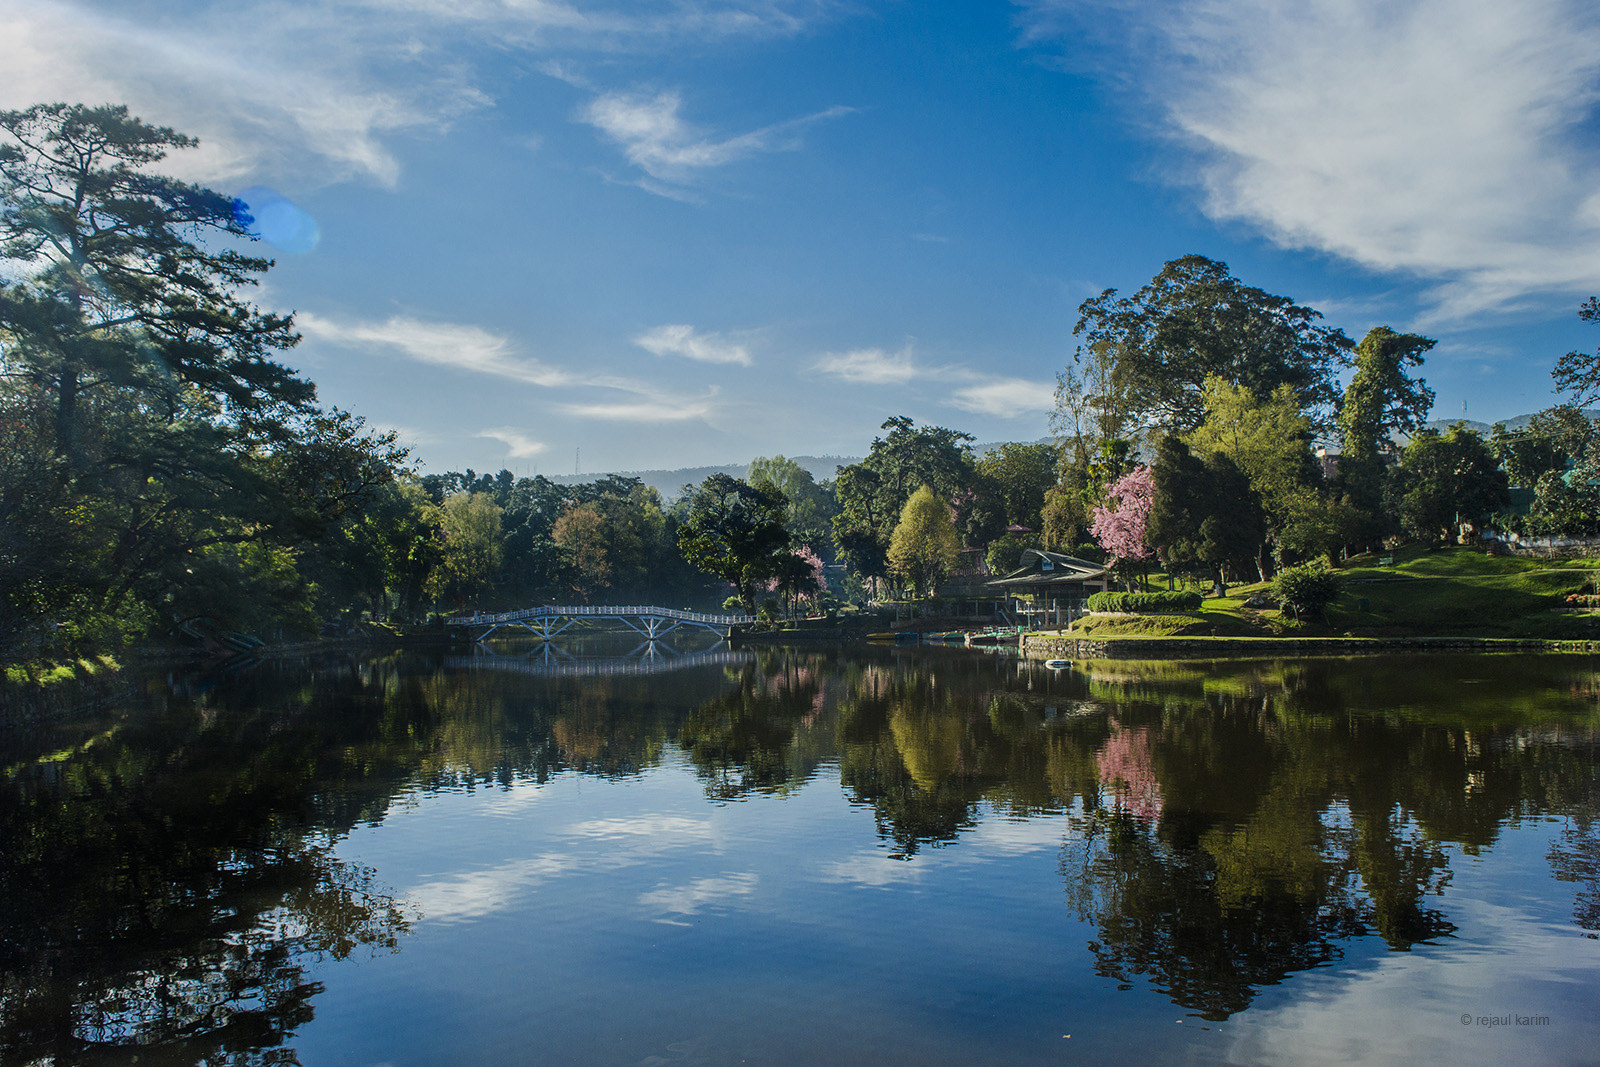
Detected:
left=887, top=486, right=961, bottom=597
left=1185, top=376, right=1320, bottom=578
left=1072, top=255, right=1351, bottom=435
left=833, top=416, right=974, bottom=592
left=1336, top=327, right=1435, bottom=546
left=974, top=441, right=1058, bottom=531
left=748, top=454, right=839, bottom=553
left=0, top=103, right=308, bottom=450
left=678, top=474, right=791, bottom=613
left=1385, top=425, right=1509, bottom=543
left=428, top=492, right=503, bottom=605
left=1551, top=296, right=1600, bottom=406
left=1148, top=436, right=1265, bottom=594
left=0, top=104, right=405, bottom=654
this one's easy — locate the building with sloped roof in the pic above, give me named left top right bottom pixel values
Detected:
left=986, top=550, right=1112, bottom=628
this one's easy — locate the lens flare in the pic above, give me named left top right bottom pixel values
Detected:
left=233, top=186, right=320, bottom=254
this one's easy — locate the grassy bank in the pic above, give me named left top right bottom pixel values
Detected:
left=1054, top=546, right=1600, bottom=641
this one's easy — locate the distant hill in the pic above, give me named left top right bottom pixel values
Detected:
left=1417, top=409, right=1600, bottom=438
left=545, top=438, right=1055, bottom=500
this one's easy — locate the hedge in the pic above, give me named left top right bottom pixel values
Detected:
left=1085, top=590, right=1203, bottom=613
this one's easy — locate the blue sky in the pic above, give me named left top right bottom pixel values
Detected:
left=6, top=0, right=1600, bottom=474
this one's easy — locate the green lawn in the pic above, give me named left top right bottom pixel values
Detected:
left=1060, top=547, right=1600, bottom=640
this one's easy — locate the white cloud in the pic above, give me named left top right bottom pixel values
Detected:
left=0, top=0, right=483, bottom=187
left=947, top=377, right=1055, bottom=417
left=1019, top=0, right=1600, bottom=318
left=635, top=323, right=753, bottom=365
left=0, top=0, right=843, bottom=191
left=560, top=392, right=719, bottom=422
left=814, top=345, right=917, bottom=385
left=476, top=427, right=548, bottom=458
left=298, top=312, right=582, bottom=386
left=580, top=88, right=851, bottom=189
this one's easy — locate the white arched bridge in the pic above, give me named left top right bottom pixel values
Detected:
left=447, top=604, right=753, bottom=644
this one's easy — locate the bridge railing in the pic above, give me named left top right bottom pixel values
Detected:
left=450, top=604, right=754, bottom=627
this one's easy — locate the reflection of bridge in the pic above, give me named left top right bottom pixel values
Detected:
left=448, top=646, right=754, bottom=678
left=448, top=605, right=753, bottom=644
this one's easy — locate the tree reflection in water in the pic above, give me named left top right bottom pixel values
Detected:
left=1, top=647, right=1596, bottom=1053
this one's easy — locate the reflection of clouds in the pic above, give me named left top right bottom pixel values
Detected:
left=408, top=813, right=719, bottom=922
left=817, top=851, right=930, bottom=889
left=638, top=873, right=758, bottom=922
left=817, top=814, right=1066, bottom=888
left=564, top=815, right=716, bottom=843
left=963, top=816, right=1066, bottom=856
left=1222, top=898, right=1598, bottom=1064
left=479, top=783, right=551, bottom=818
left=409, top=855, right=572, bottom=922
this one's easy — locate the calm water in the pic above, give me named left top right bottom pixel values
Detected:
left=2, top=643, right=1597, bottom=1065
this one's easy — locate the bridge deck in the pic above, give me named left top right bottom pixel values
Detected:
left=451, top=604, right=752, bottom=628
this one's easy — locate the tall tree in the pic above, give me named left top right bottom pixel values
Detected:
left=1551, top=297, right=1600, bottom=406
left=0, top=104, right=308, bottom=449
left=1386, top=426, right=1508, bottom=544
left=0, top=104, right=404, bottom=653
left=833, top=416, right=975, bottom=591
left=748, top=454, right=839, bottom=554
left=974, top=441, right=1058, bottom=532
left=1148, top=436, right=1265, bottom=594
left=1186, top=376, right=1321, bottom=577
left=1072, top=255, right=1351, bottom=434
left=887, top=486, right=960, bottom=597
left=1336, top=327, right=1435, bottom=546
left=678, top=474, right=791, bottom=613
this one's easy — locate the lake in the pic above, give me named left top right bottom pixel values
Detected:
left=2, top=643, right=1596, bottom=1065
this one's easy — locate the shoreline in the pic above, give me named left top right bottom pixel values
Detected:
left=1020, top=633, right=1600, bottom=659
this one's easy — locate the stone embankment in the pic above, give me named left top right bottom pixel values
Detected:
left=1023, top=634, right=1600, bottom=660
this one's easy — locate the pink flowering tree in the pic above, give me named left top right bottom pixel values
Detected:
left=1090, top=465, right=1154, bottom=590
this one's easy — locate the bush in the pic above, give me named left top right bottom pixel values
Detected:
left=1085, top=590, right=1202, bottom=613
left=1270, top=564, right=1343, bottom=620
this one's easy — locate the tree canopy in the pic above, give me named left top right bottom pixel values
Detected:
left=1072, top=255, right=1351, bottom=434
left=887, top=485, right=960, bottom=597
left=678, top=474, right=791, bottom=612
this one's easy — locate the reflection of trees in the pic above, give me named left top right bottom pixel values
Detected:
left=1550, top=808, right=1600, bottom=939
left=1055, top=656, right=1600, bottom=1019
left=0, top=665, right=417, bottom=1064
left=677, top=653, right=831, bottom=800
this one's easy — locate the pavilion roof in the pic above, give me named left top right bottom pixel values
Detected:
left=986, top=549, right=1108, bottom=588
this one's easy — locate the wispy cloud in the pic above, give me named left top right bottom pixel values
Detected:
left=561, top=391, right=719, bottom=422
left=0, top=1, right=846, bottom=190
left=476, top=427, right=548, bottom=458
left=0, top=0, right=484, bottom=187
left=1018, top=0, right=1600, bottom=319
left=947, top=377, right=1054, bottom=417
left=813, top=345, right=917, bottom=385
left=298, top=312, right=581, bottom=386
left=813, top=342, right=1055, bottom=419
left=634, top=323, right=753, bottom=365
left=580, top=89, right=851, bottom=190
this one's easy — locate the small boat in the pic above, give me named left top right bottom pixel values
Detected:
left=1044, top=659, right=1072, bottom=670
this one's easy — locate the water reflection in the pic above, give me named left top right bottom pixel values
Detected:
left=1, top=649, right=1596, bottom=1059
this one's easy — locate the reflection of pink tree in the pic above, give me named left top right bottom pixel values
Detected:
left=1096, top=723, right=1162, bottom=820
left=1090, top=465, right=1154, bottom=589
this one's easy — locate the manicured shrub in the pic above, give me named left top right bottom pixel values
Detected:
left=1086, top=590, right=1202, bottom=613
left=1270, top=564, right=1344, bottom=620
